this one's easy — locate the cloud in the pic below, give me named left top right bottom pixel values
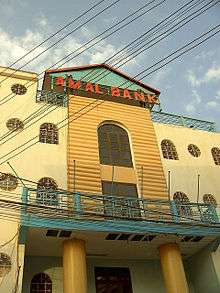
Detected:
left=205, top=66, right=220, bottom=82
left=0, top=19, right=124, bottom=78
left=185, top=70, right=201, bottom=87
left=185, top=89, right=201, bottom=114
left=186, top=65, right=220, bottom=88
left=215, top=90, right=220, bottom=100
left=206, top=101, right=218, bottom=108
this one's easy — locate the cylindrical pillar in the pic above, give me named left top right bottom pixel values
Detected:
left=159, top=243, right=188, bottom=293
left=63, top=238, right=87, bottom=293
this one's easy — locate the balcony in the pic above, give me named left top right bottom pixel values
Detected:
left=151, top=111, right=216, bottom=132
left=19, top=187, right=220, bottom=237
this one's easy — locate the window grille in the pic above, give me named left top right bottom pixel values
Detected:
left=39, top=123, right=58, bottom=144
left=102, top=181, right=139, bottom=218
left=188, top=144, right=201, bottom=157
left=98, top=124, right=133, bottom=167
left=0, top=173, right=18, bottom=191
left=161, top=139, right=179, bottom=160
left=203, top=194, right=217, bottom=207
left=0, top=253, right=11, bottom=277
left=37, top=177, right=58, bottom=205
left=11, top=83, right=27, bottom=95
left=30, top=273, right=52, bottom=293
left=102, top=181, right=138, bottom=198
left=211, top=147, right=220, bottom=165
left=173, top=191, right=192, bottom=217
left=6, top=118, right=24, bottom=131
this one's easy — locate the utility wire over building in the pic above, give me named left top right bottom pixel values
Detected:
left=0, top=0, right=220, bottom=292
left=0, top=63, right=220, bottom=293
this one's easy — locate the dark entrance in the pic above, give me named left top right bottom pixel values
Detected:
left=95, top=267, right=133, bottom=293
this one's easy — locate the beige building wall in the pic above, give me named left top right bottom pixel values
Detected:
left=68, top=95, right=169, bottom=199
left=153, top=122, right=220, bottom=203
left=0, top=67, right=68, bottom=293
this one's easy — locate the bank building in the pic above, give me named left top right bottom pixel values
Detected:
left=0, top=63, right=220, bottom=293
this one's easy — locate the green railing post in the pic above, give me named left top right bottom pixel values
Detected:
left=170, top=201, right=179, bottom=223
left=74, top=192, right=81, bottom=218
left=21, top=187, right=28, bottom=224
left=210, top=206, right=219, bottom=223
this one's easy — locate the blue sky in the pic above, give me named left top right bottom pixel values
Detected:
left=0, top=0, right=220, bottom=129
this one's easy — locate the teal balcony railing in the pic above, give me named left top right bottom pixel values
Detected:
left=22, top=187, right=219, bottom=225
left=151, top=111, right=216, bottom=132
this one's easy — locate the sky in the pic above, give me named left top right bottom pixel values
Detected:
left=0, top=0, right=220, bottom=129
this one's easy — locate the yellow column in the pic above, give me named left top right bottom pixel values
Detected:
left=63, top=238, right=87, bottom=293
left=159, top=243, right=189, bottom=293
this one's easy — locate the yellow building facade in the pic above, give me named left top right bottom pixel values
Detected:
left=0, top=64, right=220, bottom=293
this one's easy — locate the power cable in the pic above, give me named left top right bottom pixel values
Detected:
left=136, top=24, right=220, bottom=80
left=0, top=22, right=219, bottom=165
left=0, top=0, right=114, bottom=85
left=0, top=192, right=219, bottom=228
left=89, top=0, right=219, bottom=83
left=0, top=0, right=213, bottom=145
left=0, top=0, right=165, bottom=106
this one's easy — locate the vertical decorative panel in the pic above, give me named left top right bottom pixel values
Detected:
left=68, top=96, right=168, bottom=199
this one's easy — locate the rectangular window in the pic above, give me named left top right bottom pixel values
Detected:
left=95, top=267, right=133, bottom=293
left=101, top=181, right=140, bottom=219
left=102, top=181, right=138, bottom=197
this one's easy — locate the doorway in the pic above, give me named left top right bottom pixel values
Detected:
left=95, top=267, right=133, bottom=293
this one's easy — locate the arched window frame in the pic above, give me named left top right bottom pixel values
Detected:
left=188, top=144, right=201, bottom=157
left=0, top=253, right=12, bottom=277
left=97, top=122, right=133, bottom=167
left=173, top=191, right=192, bottom=218
left=0, top=173, right=18, bottom=191
left=30, top=273, right=52, bottom=293
left=161, top=139, right=179, bottom=160
left=39, top=123, right=58, bottom=145
left=37, top=177, right=58, bottom=206
left=211, top=147, right=220, bottom=165
left=203, top=194, right=217, bottom=207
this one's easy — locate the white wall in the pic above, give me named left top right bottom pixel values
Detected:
left=0, top=67, right=68, bottom=293
left=153, top=123, right=220, bottom=204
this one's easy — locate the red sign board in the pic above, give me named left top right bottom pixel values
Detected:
left=54, top=76, right=159, bottom=105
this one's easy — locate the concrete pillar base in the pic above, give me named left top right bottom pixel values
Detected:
left=63, top=238, right=87, bottom=293
left=159, top=243, right=188, bottom=293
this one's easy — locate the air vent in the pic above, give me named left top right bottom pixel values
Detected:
left=131, top=234, right=144, bottom=241
left=191, top=236, right=204, bottom=242
left=105, top=233, right=119, bottom=240
left=59, top=230, right=72, bottom=238
left=46, top=230, right=59, bottom=237
left=181, top=236, right=194, bottom=242
left=142, top=235, right=156, bottom=241
left=117, top=234, right=131, bottom=241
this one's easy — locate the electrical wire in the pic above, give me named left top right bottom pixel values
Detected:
left=0, top=0, right=165, bottom=106
left=0, top=192, right=219, bottom=229
left=88, top=0, right=219, bottom=83
left=0, top=0, right=214, bottom=145
left=0, top=0, right=114, bottom=85
left=0, top=22, right=219, bottom=165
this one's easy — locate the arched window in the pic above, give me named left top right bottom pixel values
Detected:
left=37, top=177, right=58, bottom=205
left=0, top=173, right=18, bottom=191
left=161, top=140, right=178, bottom=160
left=188, top=144, right=201, bottom=157
left=173, top=191, right=192, bottom=217
left=203, top=194, right=217, bottom=207
left=39, top=123, right=58, bottom=144
left=98, top=124, right=133, bottom=167
left=6, top=118, right=24, bottom=131
left=0, top=253, right=11, bottom=277
left=30, top=273, right=52, bottom=293
left=211, top=147, right=220, bottom=165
